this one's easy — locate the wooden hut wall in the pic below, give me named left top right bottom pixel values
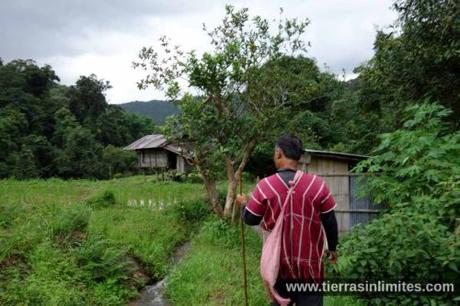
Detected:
left=300, top=154, right=350, bottom=231
left=138, top=149, right=168, bottom=168
left=176, top=155, right=185, bottom=173
left=176, top=156, right=194, bottom=173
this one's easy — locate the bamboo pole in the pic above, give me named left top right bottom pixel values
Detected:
left=239, top=173, right=249, bottom=306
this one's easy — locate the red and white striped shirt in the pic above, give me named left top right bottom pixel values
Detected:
left=246, top=171, right=336, bottom=281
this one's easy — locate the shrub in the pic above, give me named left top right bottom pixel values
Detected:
left=50, top=205, right=91, bottom=242
left=86, top=190, right=116, bottom=208
left=0, top=203, right=25, bottom=229
left=337, top=103, right=460, bottom=305
left=22, top=241, right=86, bottom=306
left=354, top=102, right=460, bottom=227
left=75, top=236, right=135, bottom=284
left=201, top=218, right=242, bottom=249
left=181, top=172, right=203, bottom=184
left=169, top=200, right=210, bottom=226
left=336, top=211, right=458, bottom=304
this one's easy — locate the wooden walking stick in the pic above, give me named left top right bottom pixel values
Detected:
left=238, top=173, right=249, bottom=306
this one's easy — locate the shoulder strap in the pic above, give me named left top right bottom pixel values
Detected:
left=281, top=170, right=304, bottom=211
left=288, top=170, right=303, bottom=188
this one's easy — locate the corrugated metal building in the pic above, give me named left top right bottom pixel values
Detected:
left=124, top=134, right=192, bottom=173
left=299, top=149, right=385, bottom=231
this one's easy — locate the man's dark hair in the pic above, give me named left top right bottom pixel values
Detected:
left=276, top=134, right=304, bottom=161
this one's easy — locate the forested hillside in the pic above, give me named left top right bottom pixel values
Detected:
left=0, top=60, right=156, bottom=179
left=119, top=100, right=179, bottom=124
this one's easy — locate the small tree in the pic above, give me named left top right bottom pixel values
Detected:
left=134, top=6, right=309, bottom=219
left=12, top=146, right=39, bottom=179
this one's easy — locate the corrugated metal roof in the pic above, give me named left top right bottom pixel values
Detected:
left=163, top=144, right=182, bottom=155
left=124, top=134, right=190, bottom=158
left=304, top=149, right=368, bottom=162
left=124, top=134, right=168, bottom=150
left=126, top=135, right=368, bottom=163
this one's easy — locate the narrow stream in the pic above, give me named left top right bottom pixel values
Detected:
left=129, top=242, right=191, bottom=306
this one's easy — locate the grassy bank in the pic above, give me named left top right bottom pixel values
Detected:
left=0, top=176, right=208, bottom=305
left=166, top=217, right=365, bottom=306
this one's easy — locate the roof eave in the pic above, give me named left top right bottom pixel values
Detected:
left=304, top=149, right=368, bottom=162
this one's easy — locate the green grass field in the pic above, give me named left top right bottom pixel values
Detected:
left=0, top=176, right=208, bottom=305
left=1, top=177, right=363, bottom=306
left=166, top=217, right=364, bottom=306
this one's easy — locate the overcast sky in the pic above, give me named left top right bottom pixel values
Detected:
left=1, top=0, right=397, bottom=104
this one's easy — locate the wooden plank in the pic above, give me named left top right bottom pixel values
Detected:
left=312, top=173, right=380, bottom=177
left=177, top=156, right=184, bottom=173
left=300, top=153, right=311, bottom=164
left=335, top=211, right=349, bottom=231
left=335, top=209, right=382, bottom=213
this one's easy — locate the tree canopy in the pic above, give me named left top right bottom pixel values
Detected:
left=0, top=59, right=156, bottom=179
left=135, top=1, right=459, bottom=219
left=135, top=6, right=337, bottom=218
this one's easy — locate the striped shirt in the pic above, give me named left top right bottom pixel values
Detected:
left=246, top=171, right=336, bottom=281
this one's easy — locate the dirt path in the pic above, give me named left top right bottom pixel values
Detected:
left=129, top=242, right=191, bottom=306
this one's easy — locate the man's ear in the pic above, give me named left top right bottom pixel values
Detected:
left=275, top=147, right=283, bottom=159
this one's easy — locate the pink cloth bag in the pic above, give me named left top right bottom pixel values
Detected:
left=260, top=170, right=304, bottom=306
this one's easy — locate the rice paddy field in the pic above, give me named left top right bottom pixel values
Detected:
left=0, top=176, right=361, bottom=306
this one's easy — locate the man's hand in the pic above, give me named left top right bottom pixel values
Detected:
left=236, top=193, right=248, bottom=208
left=328, top=251, right=338, bottom=264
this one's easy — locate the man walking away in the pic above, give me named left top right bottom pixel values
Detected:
left=236, top=134, right=338, bottom=306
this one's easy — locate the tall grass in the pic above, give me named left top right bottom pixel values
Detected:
left=165, top=217, right=365, bottom=306
left=0, top=176, right=207, bottom=305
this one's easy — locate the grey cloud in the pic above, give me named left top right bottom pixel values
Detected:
left=0, top=0, right=397, bottom=103
left=0, top=0, right=204, bottom=59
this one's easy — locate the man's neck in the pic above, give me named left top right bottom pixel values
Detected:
left=277, top=161, right=298, bottom=172
left=278, top=168, right=296, bottom=172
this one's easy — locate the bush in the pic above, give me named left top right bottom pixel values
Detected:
left=336, top=211, right=458, bottom=305
left=337, top=103, right=460, bottom=305
left=75, top=236, right=135, bottom=284
left=86, top=190, right=116, bottom=208
left=102, top=145, right=137, bottom=179
left=0, top=202, right=25, bottom=229
left=181, top=172, right=203, bottom=184
left=50, top=205, right=91, bottom=241
left=354, top=102, right=460, bottom=226
left=169, top=200, right=210, bottom=226
left=22, top=241, right=86, bottom=306
left=201, top=218, right=242, bottom=249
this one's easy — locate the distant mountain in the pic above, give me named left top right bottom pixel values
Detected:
left=119, top=100, right=180, bottom=124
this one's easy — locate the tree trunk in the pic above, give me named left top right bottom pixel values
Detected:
left=194, top=158, right=224, bottom=218
left=224, top=173, right=238, bottom=219
left=203, top=176, right=224, bottom=218
left=223, top=139, right=257, bottom=220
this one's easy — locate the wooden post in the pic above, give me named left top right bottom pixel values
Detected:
left=231, top=199, right=237, bottom=224
left=238, top=173, right=249, bottom=306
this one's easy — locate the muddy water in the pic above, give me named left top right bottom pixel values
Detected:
left=129, top=242, right=191, bottom=306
